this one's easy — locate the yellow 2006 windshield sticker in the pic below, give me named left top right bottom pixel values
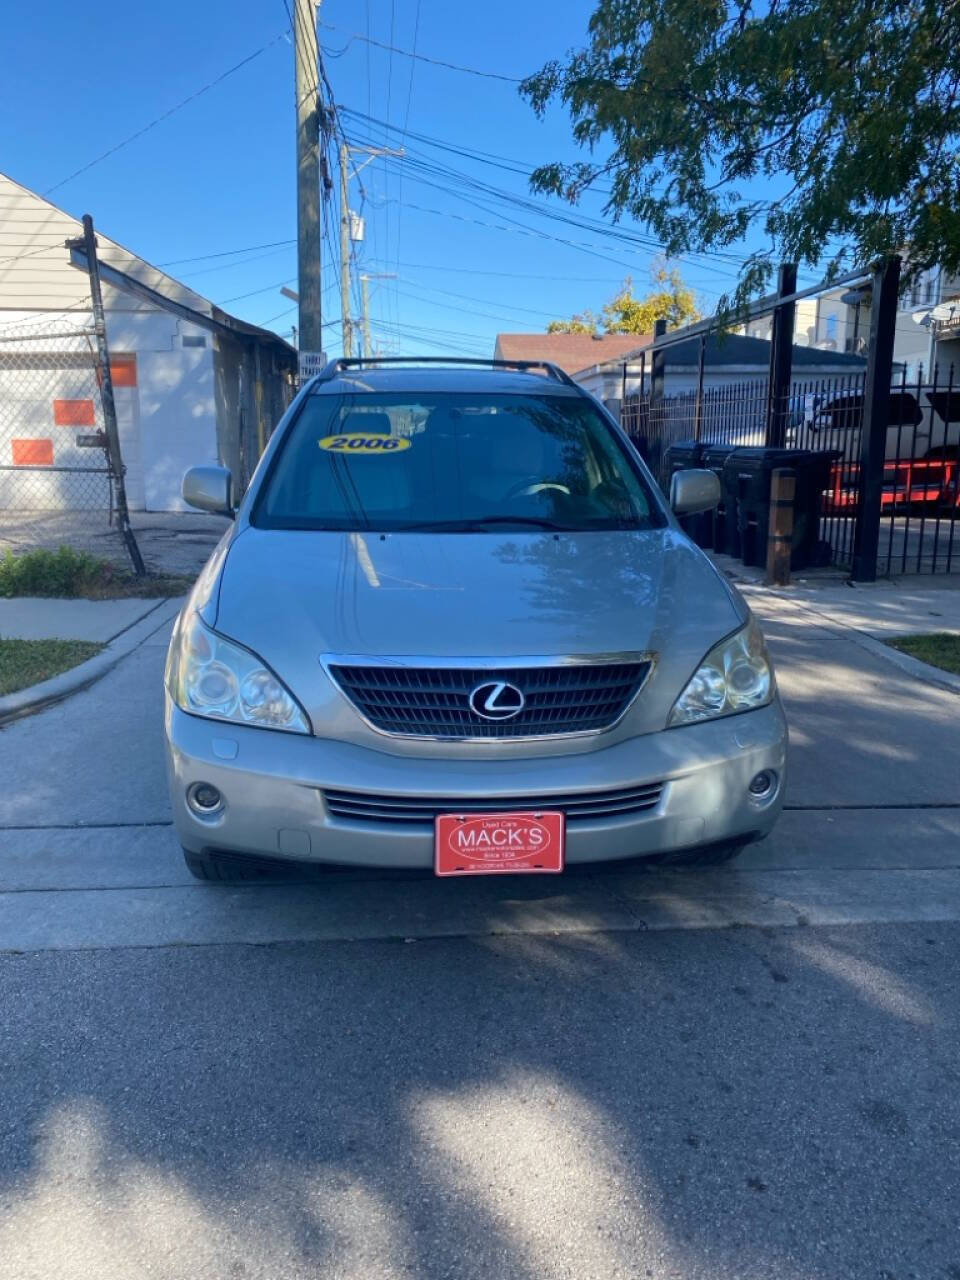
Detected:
left=319, top=433, right=411, bottom=454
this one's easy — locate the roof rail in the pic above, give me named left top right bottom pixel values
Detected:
left=314, top=355, right=578, bottom=388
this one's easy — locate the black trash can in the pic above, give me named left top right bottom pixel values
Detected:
left=701, top=444, right=741, bottom=554
left=721, top=448, right=839, bottom=569
left=664, top=440, right=713, bottom=547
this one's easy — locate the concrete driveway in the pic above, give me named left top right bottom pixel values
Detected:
left=1, top=591, right=959, bottom=1279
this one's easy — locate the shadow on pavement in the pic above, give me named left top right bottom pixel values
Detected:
left=1, top=915, right=959, bottom=1278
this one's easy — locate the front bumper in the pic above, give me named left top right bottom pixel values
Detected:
left=165, top=696, right=787, bottom=868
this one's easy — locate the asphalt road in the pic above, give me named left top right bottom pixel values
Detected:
left=1, top=592, right=959, bottom=1279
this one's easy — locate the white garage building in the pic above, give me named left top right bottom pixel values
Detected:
left=0, top=172, right=296, bottom=511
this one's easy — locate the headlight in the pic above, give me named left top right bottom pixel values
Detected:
left=166, top=612, right=310, bottom=734
left=668, top=619, right=773, bottom=727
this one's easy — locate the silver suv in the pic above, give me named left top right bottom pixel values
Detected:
left=165, top=358, right=786, bottom=881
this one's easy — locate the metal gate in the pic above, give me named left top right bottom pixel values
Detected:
left=621, top=258, right=960, bottom=578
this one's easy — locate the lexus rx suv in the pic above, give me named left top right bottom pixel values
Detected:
left=165, top=358, right=786, bottom=881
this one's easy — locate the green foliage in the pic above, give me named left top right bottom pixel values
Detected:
left=0, top=638, right=103, bottom=697
left=0, top=547, right=112, bottom=598
left=0, top=547, right=190, bottom=598
left=522, top=0, right=960, bottom=305
left=602, top=268, right=701, bottom=332
left=548, top=265, right=700, bottom=335
left=547, top=314, right=599, bottom=334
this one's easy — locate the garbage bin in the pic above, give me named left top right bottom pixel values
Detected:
left=721, top=448, right=840, bottom=569
left=664, top=440, right=713, bottom=547
left=701, top=444, right=741, bottom=554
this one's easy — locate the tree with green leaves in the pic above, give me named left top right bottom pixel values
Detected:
left=547, top=312, right=600, bottom=334
left=548, top=265, right=700, bottom=334
left=522, top=0, right=960, bottom=305
left=603, top=266, right=700, bottom=331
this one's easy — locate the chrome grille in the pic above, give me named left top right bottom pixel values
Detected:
left=327, top=660, right=652, bottom=738
left=324, top=782, right=664, bottom=825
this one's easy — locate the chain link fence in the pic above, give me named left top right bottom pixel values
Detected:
left=0, top=314, right=143, bottom=572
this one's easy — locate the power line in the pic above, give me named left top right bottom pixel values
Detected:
left=176, top=244, right=298, bottom=280
left=319, top=20, right=523, bottom=82
left=365, top=194, right=666, bottom=271
left=158, top=239, right=296, bottom=268
left=217, top=276, right=338, bottom=305
left=364, top=259, right=627, bottom=282
left=0, top=243, right=67, bottom=269
left=44, top=33, right=288, bottom=194
left=383, top=2, right=399, bottom=343
left=373, top=315, right=498, bottom=343
left=343, top=106, right=540, bottom=180
left=370, top=318, right=492, bottom=355
left=398, top=276, right=580, bottom=319
left=394, top=0, right=421, bottom=327
left=341, top=108, right=750, bottom=279
left=393, top=280, right=558, bottom=325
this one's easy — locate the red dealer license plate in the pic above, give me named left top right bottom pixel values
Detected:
left=434, top=811, right=565, bottom=877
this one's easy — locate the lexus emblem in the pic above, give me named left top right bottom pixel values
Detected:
left=469, top=680, right=526, bottom=721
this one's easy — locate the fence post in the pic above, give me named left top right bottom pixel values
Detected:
left=766, top=467, right=796, bottom=585
left=651, top=317, right=666, bottom=404
left=75, top=215, right=145, bottom=576
left=766, top=263, right=797, bottom=448
left=852, top=255, right=901, bottom=582
left=694, top=332, right=706, bottom=444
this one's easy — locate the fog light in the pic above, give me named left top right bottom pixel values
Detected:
left=748, top=770, right=776, bottom=799
left=187, top=782, right=223, bottom=814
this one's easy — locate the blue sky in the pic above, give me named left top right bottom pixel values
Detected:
left=1, top=0, right=774, bottom=356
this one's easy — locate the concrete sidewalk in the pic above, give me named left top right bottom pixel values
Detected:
left=737, top=577, right=960, bottom=694
left=746, top=578, right=960, bottom=637
left=0, top=596, right=171, bottom=643
left=0, top=596, right=183, bottom=725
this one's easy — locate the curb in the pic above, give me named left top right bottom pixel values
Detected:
left=848, top=631, right=960, bottom=695
left=0, top=598, right=183, bottom=726
left=741, top=584, right=960, bottom=695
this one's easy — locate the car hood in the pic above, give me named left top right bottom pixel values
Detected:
left=211, top=526, right=745, bottom=747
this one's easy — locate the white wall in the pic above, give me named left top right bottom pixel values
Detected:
left=575, top=363, right=649, bottom=401
left=106, top=310, right=216, bottom=511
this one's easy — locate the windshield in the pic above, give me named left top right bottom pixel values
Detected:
left=254, top=391, right=664, bottom=533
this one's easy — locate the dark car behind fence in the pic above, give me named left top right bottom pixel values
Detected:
left=620, top=261, right=960, bottom=578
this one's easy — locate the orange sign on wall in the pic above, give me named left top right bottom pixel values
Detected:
left=53, top=399, right=96, bottom=427
left=12, top=439, right=54, bottom=466
left=110, top=353, right=137, bottom=387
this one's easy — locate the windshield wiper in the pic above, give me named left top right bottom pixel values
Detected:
left=398, top=516, right=574, bottom=532
left=467, top=515, right=574, bottom=530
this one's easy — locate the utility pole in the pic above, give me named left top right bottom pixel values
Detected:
left=339, top=141, right=354, bottom=358
left=360, top=272, right=396, bottom=359
left=339, top=143, right=404, bottom=361
left=294, top=0, right=323, bottom=361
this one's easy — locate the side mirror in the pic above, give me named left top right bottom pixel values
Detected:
left=182, top=465, right=234, bottom=516
left=670, top=468, right=721, bottom=516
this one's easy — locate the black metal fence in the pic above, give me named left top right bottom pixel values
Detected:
left=621, top=258, right=959, bottom=577
left=623, top=361, right=960, bottom=575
